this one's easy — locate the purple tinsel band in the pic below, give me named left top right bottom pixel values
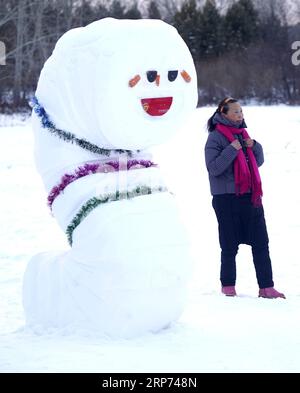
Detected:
left=48, top=160, right=157, bottom=209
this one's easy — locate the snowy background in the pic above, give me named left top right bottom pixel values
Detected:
left=0, top=105, right=299, bottom=373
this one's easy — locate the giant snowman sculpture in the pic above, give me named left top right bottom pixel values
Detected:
left=23, top=18, right=198, bottom=337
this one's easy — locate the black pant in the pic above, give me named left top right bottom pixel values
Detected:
left=212, top=194, right=274, bottom=289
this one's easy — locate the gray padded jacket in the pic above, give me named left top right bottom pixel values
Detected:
left=204, top=130, right=264, bottom=195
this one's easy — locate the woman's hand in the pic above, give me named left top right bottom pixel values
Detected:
left=231, top=140, right=242, bottom=150
left=244, top=138, right=254, bottom=148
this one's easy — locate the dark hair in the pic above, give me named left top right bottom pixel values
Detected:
left=207, top=97, right=238, bottom=132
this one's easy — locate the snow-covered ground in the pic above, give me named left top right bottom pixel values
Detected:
left=0, top=106, right=299, bottom=373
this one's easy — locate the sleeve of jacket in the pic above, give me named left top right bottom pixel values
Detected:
left=252, top=140, right=264, bottom=167
left=205, top=132, right=238, bottom=177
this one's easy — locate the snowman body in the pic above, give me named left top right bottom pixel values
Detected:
left=23, top=18, right=198, bottom=337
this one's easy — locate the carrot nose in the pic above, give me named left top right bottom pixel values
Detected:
left=155, top=74, right=160, bottom=86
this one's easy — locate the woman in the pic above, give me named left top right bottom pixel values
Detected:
left=204, top=97, right=285, bottom=298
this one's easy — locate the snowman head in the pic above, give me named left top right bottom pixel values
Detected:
left=36, top=18, right=198, bottom=150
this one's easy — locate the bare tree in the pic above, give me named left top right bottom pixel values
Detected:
left=0, top=0, right=17, bottom=29
left=13, top=0, right=25, bottom=105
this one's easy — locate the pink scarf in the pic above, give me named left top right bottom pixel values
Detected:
left=216, top=123, right=263, bottom=206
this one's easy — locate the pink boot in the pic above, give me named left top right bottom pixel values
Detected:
left=222, top=286, right=237, bottom=297
left=259, top=287, right=286, bottom=299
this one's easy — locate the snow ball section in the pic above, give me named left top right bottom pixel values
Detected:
left=23, top=18, right=198, bottom=337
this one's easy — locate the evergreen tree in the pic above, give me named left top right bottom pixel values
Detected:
left=173, top=0, right=201, bottom=60
left=224, top=0, right=260, bottom=51
left=109, top=0, right=125, bottom=19
left=198, top=0, right=223, bottom=57
left=124, top=2, right=142, bottom=19
left=148, top=1, right=161, bottom=20
left=95, top=3, right=109, bottom=20
left=260, top=7, right=282, bottom=46
left=76, top=1, right=97, bottom=26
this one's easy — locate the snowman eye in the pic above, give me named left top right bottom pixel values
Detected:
left=146, top=70, right=157, bottom=82
left=168, top=70, right=178, bottom=82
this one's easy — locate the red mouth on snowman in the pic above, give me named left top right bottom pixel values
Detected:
left=141, top=97, right=173, bottom=116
